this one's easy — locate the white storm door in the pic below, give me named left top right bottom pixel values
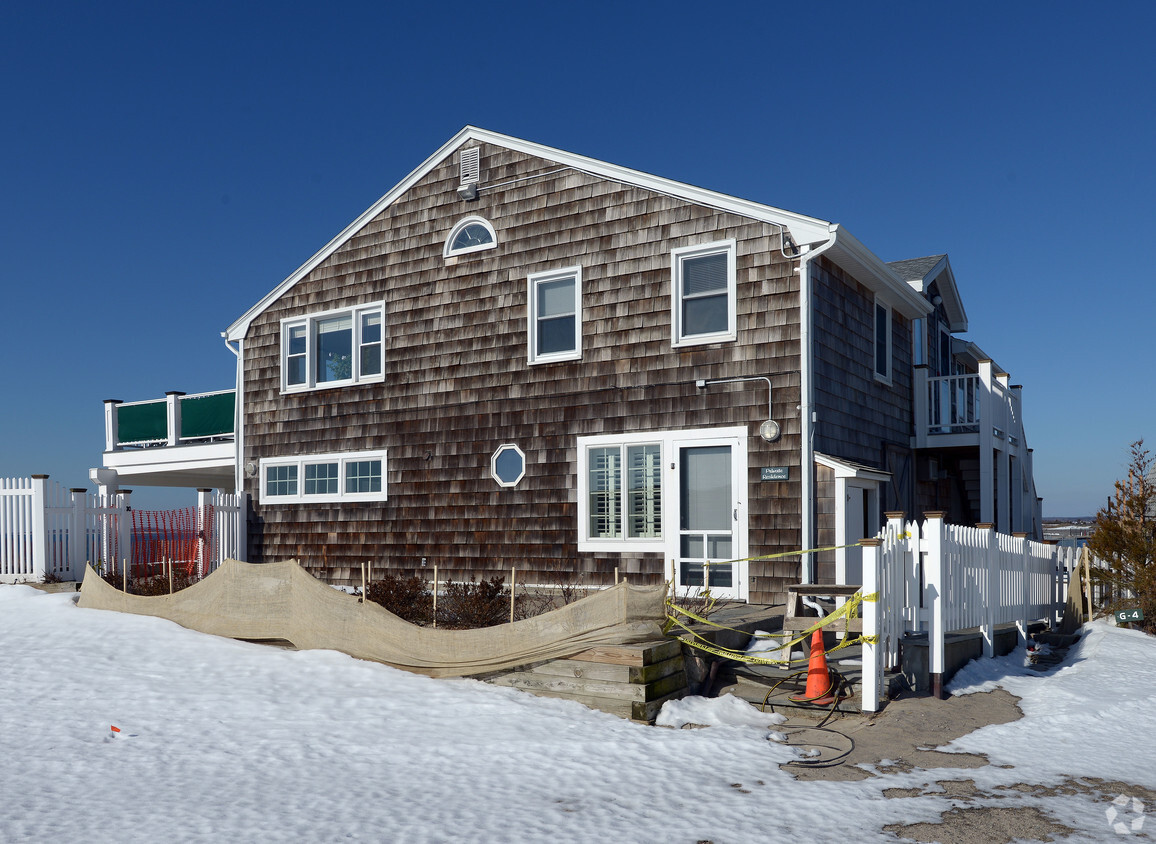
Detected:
left=671, top=435, right=747, bottom=600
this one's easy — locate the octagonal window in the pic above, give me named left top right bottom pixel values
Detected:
left=491, top=444, right=525, bottom=487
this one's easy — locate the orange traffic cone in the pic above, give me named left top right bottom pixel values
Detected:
left=789, top=628, right=841, bottom=706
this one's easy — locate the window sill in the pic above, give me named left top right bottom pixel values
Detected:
left=528, top=351, right=581, bottom=366
left=672, top=332, right=737, bottom=349
left=281, top=375, right=385, bottom=396
left=578, top=538, right=665, bottom=554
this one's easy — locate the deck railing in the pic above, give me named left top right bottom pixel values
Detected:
left=105, top=390, right=235, bottom=450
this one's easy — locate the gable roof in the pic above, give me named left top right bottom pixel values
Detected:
left=226, top=126, right=928, bottom=341
left=887, top=253, right=967, bottom=332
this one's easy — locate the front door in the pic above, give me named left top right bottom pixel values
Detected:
left=671, top=435, right=747, bottom=600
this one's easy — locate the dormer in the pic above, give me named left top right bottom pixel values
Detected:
left=888, top=254, right=967, bottom=333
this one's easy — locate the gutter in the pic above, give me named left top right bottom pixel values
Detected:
left=796, top=225, right=839, bottom=584
left=222, top=333, right=243, bottom=495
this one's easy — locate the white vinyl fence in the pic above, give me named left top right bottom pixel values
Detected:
left=1, top=476, right=245, bottom=584
left=861, top=512, right=1082, bottom=712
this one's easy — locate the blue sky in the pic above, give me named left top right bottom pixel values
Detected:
left=1, top=1, right=1151, bottom=517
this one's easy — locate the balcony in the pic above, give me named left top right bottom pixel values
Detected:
left=98, top=390, right=236, bottom=490
left=913, top=361, right=1022, bottom=451
left=912, top=360, right=1038, bottom=535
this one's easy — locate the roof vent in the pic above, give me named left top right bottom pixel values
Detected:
left=457, top=147, right=480, bottom=200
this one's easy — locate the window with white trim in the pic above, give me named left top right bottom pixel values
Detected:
left=671, top=239, right=737, bottom=347
left=281, top=303, right=384, bottom=392
left=260, top=450, right=387, bottom=504
left=527, top=266, right=581, bottom=364
left=444, top=216, right=496, bottom=258
left=579, top=435, right=664, bottom=551
left=491, top=444, right=526, bottom=487
left=874, top=296, right=892, bottom=384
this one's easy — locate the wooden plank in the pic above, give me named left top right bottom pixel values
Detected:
left=786, top=583, right=863, bottom=596
left=528, top=654, right=683, bottom=685
left=567, top=639, right=681, bottom=666
left=782, top=618, right=863, bottom=632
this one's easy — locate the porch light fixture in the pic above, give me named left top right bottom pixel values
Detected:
left=696, top=376, right=781, bottom=442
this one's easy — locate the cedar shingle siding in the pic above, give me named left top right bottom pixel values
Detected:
left=242, top=144, right=806, bottom=603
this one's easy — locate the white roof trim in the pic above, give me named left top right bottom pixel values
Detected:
left=226, top=126, right=927, bottom=339
left=815, top=452, right=892, bottom=482
left=822, top=227, right=932, bottom=320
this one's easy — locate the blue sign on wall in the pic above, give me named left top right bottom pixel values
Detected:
left=761, top=467, right=789, bottom=481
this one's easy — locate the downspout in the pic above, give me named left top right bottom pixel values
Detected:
left=222, top=333, right=243, bottom=495
left=795, top=226, right=839, bottom=584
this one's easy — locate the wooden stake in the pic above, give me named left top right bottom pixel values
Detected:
left=1081, top=545, right=1093, bottom=621
left=360, top=561, right=366, bottom=603
left=614, top=566, right=619, bottom=585
left=122, top=560, right=127, bottom=594
left=168, top=558, right=173, bottom=594
left=510, top=566, right=516, bottom=624
left=432, top=565, right=438, bottom=628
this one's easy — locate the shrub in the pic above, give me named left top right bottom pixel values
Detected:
left=438, top=575, right=510, bottom=629
left=365, top=573, right=434, bottom=625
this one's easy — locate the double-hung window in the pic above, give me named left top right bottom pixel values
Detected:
left=260, top=450, right=387, bottom=504
left=527, top=266, right=581, bottom=364
left=281, top=303, right=385, bottom=392
left=671, top=240, right=737, bottom=347
left=579, top=435, right=664, bottom=552
left=873, top=296, right=892, bottom=384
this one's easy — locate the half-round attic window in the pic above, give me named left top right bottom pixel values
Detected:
left=444, top=216, right=496, bottom=258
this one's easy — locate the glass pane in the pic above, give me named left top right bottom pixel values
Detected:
left=287, top=355, right=306, bottom=386
left=537, top=277, right=574, bottom=318
left=680, top=446, right=731, bottom=531
left=266, top=465, right=297, bottom=497
left=345, top=460, right=381, bottom=494
left=587, top=446, right=621, bottom=539
left=304, top=462, right=339, bottom=495
left=680, top=534, right=704, bottom=558
left=288, top=325, right=307, bottom=355
left=682, top=252, right=727, bottom=295
left=707, top=534, right=732, bottom=558
left=682, top=293, right=728, bottom=337
left=537, top=315, right=575, bottom=355
left=494, top=448, right=524, bottom=485
left=680, top=561, right=705, bottom=587
left=626, top=444, right=661, bottom=538
left=875, top=303, right=888, bottom=376
left=360, top=312, right=381, bottom=344
left=360, top=344, right=381, bottom=377
left=708, top=564, right=733, bottom=588
left=316, top=316, right=353, bottom=382
left=451, top=223, right=493, bottom=251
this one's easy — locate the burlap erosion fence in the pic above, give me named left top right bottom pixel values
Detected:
left=77, top=558, right=667, bottom=677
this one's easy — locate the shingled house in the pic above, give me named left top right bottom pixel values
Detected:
left=95, top=127, right=1040, bottom=604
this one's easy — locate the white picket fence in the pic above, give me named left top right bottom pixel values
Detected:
left=1, top=476, right=245, bottom=584
left=859, top=512, right=1082, bottom=711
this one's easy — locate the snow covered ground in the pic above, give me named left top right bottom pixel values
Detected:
left=2, top=585, right=1152, bottom=842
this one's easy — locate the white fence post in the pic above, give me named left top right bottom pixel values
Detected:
left=860, top=537, right=882, bottom=712
left=978, top=522, right=996, bottom=658
left=30, top=475, right=50, bottom=582
left=69, top=488, right=87, bottom=580
left=197, top=488, right=211, bottom=578
left=1014, top=532, right=1029, bottom=645
left=236, top=491, right=248, bottom=563
left=118, top=489, right=133, bottom=578
left=924, top=511, right=947, bottom=699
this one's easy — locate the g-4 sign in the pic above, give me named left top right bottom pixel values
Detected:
left=1115, top=608, right=1145, bottom=624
